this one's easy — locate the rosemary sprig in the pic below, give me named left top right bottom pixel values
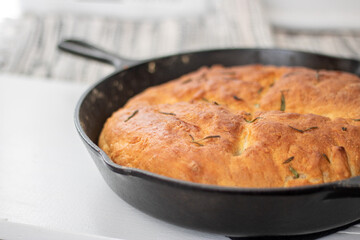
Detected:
left=159, top=111, right=176, bottom=116
left=342, top=127, right=347, bottom=131
left=124, top=110, right=139, bottom=122
left=280, top=91, right=286, bottom=111
left=258, top=87, right=264, bottom=94
left=283, top=156, right=294, bottom=164
left=352, top=119, right=360, bottom=121
left=289, top=165, right=299, bottom=179
left=244, top=117, right=262, bottom=123
left=322, top=154, right=331, bottom=163
left=288, top=126, right=318, bottom=133
left=233, top=95, right=243, bottom=101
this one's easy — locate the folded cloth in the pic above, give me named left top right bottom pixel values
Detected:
left=0, top=0, right=273, bottom=83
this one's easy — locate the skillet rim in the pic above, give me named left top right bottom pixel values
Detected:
left=74, top=47, right=360, bottom=194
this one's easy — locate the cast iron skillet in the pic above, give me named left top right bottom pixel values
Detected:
left=59, top=39, right=360, bottom=237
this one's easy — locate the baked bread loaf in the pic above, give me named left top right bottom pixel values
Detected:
left=99, top=65, right=360, bottom=187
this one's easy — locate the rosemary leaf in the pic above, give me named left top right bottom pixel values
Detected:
left=189, top=134, right=195, bottom=141
left=189, top=134, right=220, bottom=146
left=233, top=95, right=243, bottom=101
left=280, top=91, right=286, bottom=111
left=289, top=126, right=304, bottom=133
left=342, top=127, right=347, bottom=131
left=159, top=111, right=176, bottom=116
left=258, top=87, right=264, bottom=94
left=202, top=135, right=221, bottom=140
left=352, top=119, right=360, bottom=121
left=289, top=126, right=318, bottom=133
left=201, top=97, right=219, bottom=105
left=283, top=156, right=294, bottom=164
left=304, top=126, right=319, bottom=131
left=289, top=165, right=299, bottom=179
left=192, top=141, right=204, bottom=147
left=322, top=154, right=331, bottom=163
left=245, top=117, right=262, bottom=123
left=124, top=110, right=139, bottom=122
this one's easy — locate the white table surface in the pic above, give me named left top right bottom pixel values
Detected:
left=0, top=74, right=227, bottom=240
left=0, top=74, right=359, bottom=240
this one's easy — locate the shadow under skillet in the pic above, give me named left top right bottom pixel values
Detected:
left=228, top=219, right=360, bottom=240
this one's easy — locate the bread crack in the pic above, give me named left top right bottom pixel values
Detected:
left=234, top=127, right=249, bottom=156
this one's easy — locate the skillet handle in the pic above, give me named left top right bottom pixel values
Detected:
left=58, top=39, right=139, bottom=69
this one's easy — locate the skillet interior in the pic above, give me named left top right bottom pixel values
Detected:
left=75, top=48, right=360, bottom=236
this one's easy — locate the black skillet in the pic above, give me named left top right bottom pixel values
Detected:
left=59, top=39, right=360, bottom=237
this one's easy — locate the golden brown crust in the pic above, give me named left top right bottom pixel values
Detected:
left=99, top=65, right=360, bottom=188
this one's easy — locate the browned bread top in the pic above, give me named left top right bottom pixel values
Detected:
left=99, top=65, right=360, bottom=187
